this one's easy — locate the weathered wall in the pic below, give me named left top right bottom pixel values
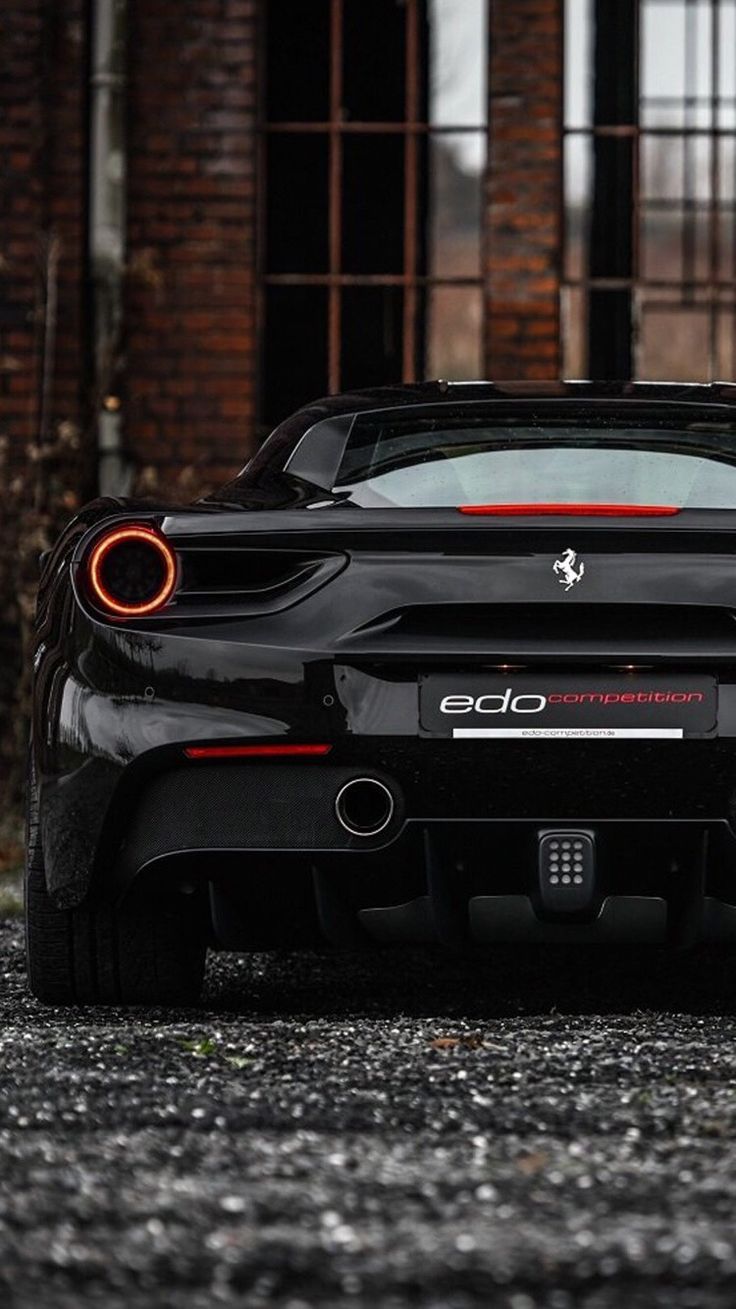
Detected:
left=124, top=0, right=259, bottom=487
left=0, top=2, right=89, bottom=457
left=0, top=2, right=90, bottom=786
left=485, top=0, right=563, bottom=379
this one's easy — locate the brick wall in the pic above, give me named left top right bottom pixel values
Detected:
left=0, top=1, right=89, bottom=461
left=0, top=2, right=90, bottom=787
left=485, top=0, right=563, bottom=380
left=125, top=0, right=259, bottom=487
left=43, top=3, right=91, bottom=460
left=2, top=0, right=566, bottom=488
left=0, top=4, right=43, bottom=459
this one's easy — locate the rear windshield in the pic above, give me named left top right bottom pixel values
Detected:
left=332, top=420, right=736, bottom=508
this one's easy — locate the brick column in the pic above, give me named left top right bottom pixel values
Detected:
left=0, top=2, right=88, bottom=461
left=485, top=0, right=563, bottom=380
left=0, top=3, right=43, bottom=457
left=125, top=0, right=259, bottom=487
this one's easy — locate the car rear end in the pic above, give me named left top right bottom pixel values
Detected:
left=32, top=394, right=736, bottom=969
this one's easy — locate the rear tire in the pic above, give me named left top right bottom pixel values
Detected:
left=25, top=767, right=207, bottom=1006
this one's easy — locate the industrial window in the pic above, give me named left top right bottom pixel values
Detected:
left=563, top=0, right=736, bottom=381
left=260, top=0, right=488, bottom=430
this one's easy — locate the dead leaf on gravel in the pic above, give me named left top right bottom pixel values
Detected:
left=516, top=1151, right=549, bottom=1176
left=430, top=1033, right=489, bottom=1052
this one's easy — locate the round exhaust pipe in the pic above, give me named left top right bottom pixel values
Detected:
left=335, top=777, right=395, bottom=838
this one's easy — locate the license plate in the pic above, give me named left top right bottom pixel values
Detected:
left=419, top=674, right=717, bottom=739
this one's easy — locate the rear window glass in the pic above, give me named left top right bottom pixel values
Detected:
left=332, top=422, right=736, bottom=508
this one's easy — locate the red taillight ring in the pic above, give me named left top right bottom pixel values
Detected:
left=88, top=525, right=178, bottom=617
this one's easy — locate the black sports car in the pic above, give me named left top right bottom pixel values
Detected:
left=26, top=380, right=736, bottom=1004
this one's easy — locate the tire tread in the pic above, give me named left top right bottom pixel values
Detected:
left=25, top=796, right=206, bottom=1007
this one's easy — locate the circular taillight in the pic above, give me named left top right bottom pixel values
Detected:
left=87, top=525, right=178, bottom=617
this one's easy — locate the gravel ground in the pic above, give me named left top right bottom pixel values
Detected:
left=4, top=920, right=736, bottom=1307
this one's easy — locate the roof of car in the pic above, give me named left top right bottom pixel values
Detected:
left=212, top=379, right=736, bottom=504
left=284, top=378, right=736, bottom=423
left=266, top=379, right=736, bottom=443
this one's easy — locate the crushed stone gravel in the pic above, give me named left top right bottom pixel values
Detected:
left=3, top=919, right=736, bottom=1306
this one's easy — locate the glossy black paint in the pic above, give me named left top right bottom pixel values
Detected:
left=30, top=382, right=736, bottom=930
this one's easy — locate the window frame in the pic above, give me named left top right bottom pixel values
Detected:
left=562, top=0, right=736, bottom=382
left=257, top=0, right=490, bottom=431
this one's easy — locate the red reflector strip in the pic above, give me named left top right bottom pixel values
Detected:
left=458, top=503, right=681, bottom=517
left=184, top=743, right=332, bottom=760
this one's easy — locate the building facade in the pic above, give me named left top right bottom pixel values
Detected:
left=4, top=0, right=735, bottom=491
left=4, top=0, right=565, bottom=493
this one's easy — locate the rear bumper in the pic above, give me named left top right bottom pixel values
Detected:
left=35, top=742, right=736, bottom=950
left=117, top=796, right=736, bottom=949
left=40, top=737, right=736, bottom=907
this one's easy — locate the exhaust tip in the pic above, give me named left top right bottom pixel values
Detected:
left=335, top=777, right=395, bottom=838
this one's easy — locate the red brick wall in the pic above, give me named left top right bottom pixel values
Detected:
left=44, top=4, right=90, bottom=457
left=3, top=0, right=566, bottom=483
left=125, top=0, right=259, bottom=487
left=0, top=3, right=43, bottom=456
left=485, top=0, right=563, bottom=380
left=0, top=1, right=89, bottom=462
left=0, top=2, right=90, bottom=791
